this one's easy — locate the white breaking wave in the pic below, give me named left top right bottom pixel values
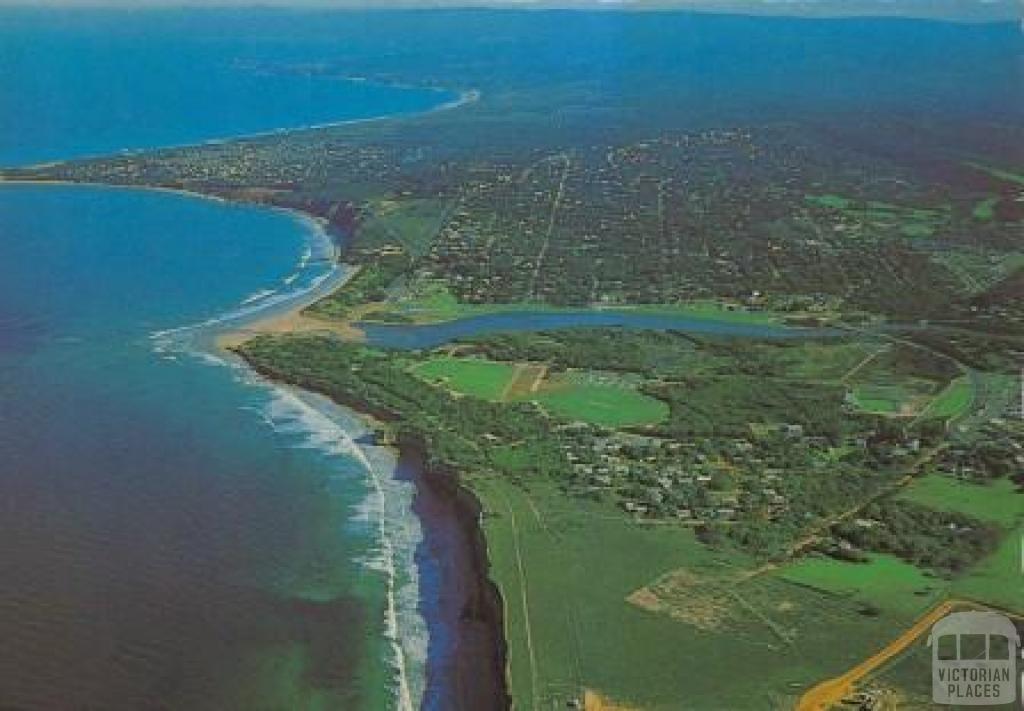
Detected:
left=241, top=288, right=278, bottom=306
left=145, top=214, right=427, bottom=710
left=255, top=386, right=427, bottom=711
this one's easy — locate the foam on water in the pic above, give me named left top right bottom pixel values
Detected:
left=146, top=213, right=428, bottom=710
left=240, top=288, right=278, bottom=306
left=255, top=387, right=428, bottom=711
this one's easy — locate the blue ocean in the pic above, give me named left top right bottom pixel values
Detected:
left=0, top=7, right=1020, bottom=710
left=0, top=13, right=450, bottom=710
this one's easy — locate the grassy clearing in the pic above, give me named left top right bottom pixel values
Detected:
left=922, top=376, right=973, bottom=420
left=896, top=474, right=1024, bottom=612
left=410, top=356, right=518, bottom=401
left=850, top=384, right=910, bottom=414
left=616, top=300, right=780, bottom=325
left=471, top=476, right=929, bottom=710
left=356, top=198, right=451, bottom=257
left=528, top=376, right=669, bottom=428
left=778, top=554, right=941, bottom=619
left=897, top=476, right=1022, bottom=527
left=806, top=194, right=853, bottom=210
left=411, top=357, right=668, bottom=427
left=805, top=193, right=948, bottom=240
left=844, top=346, right=955, bottom=417
left=973, top=196, right=1000, bottom=221
left=952, top=526, right=1024, bottom=612
left=372, top=279, right=556, bottom=323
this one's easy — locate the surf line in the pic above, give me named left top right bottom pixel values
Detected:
left=146, top=206, right=420, bottom=710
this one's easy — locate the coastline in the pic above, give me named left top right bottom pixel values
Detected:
left=0, top=79, right=508, bottom=708
left=3, top=85, right=481, bottom=171
left=230, top=346, right=511, bottom=711
left=196, top=200, right=510, bottom=708
left=0, top=177, right=364, bottom=348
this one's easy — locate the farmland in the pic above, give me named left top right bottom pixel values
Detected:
left=778, top=554, right=941, bottom=619
left=471, top=475, right=929, bottom=710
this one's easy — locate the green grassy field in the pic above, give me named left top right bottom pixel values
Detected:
left=411, top=356, right=669, bottom=427
left=805, top=193, right=948, bottom=239
left=356, top=198, right=451, bottom=257
left=529, top=377, right=668, bottom=428
left=973, top=196, right=1000, bottom=222
left=952, top=526, right=1024, bottom=612
left=470, top=476, right=931, bottom=710
left=850, top=384, right=909, bottom=414
left=897, top=476, right=1022, bottom=527
left=778, top=554, right=941, bottom=619
left=921, top=376, right=973, bottom=420
left=897, top=475, right=1024, bottom=612
left=410, top=357, right=518, bottom=400
left=366, top=279, right=559, bottom=324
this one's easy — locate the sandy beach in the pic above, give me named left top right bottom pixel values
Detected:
left=215, top=305, right=367, bottom=350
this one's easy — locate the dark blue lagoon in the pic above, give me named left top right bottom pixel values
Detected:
left=360, top=310, right=834, bottom=350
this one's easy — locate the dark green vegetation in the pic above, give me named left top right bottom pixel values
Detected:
left=236, top=327, right=1020, bottom=566
left=832, top=500, right=1001, bottom=574
left=236, top=336, right=568, bottom=480
left=235, top=330, right=1023, bottom=710
left=6, top=15, right=1023, bottom=707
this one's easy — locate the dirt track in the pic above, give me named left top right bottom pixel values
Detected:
left=796, top=599, right=995, bottom=711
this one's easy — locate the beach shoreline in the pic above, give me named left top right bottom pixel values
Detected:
left=2, top=85, right=481, bottom=171
left=0, top=78, right=508, bottom=707
left=226, top=342, right=511, bottom=710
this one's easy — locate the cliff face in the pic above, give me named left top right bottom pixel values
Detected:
left=399, top=438, right=510, bottom=711
left=232, top=348, right=510, bottom=709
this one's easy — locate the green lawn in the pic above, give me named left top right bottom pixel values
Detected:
left=805, top=193, right=947, bottom=240
left=923, top=376, right=973, bottom=420
left=850, top=384, right=906, bottom=414
left=898, top=476, right=1023, bottom=527
left=806, top=193, right=853, bottom=209
left=973, top=197, right=1000, bottom=222
left=528, top=380, right=669, bottom=428
left=900, top=474, right=1023, bottom=611
left=952, top=526, right=1024, bottom=612
left=778, top=554, right=941, bottom=619
left=412, top=357, right=669, bottom=427
left=410, top=357, right=518, bottom=401
left=356, top=198, right=451, bottom=257
left=374, top=280, right=557, bottom=324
